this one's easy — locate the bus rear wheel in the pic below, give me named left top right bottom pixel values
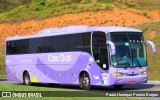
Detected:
left=23, top=72, right=31, bottom=85
left=81, top=73, right=91, bottom=90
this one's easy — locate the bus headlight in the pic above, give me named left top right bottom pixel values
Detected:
left=112, top=72, right=124, bottom=77
left=141, top=71, right=147, bottom=75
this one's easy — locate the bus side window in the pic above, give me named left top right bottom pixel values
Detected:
left=7, top=41, right=17, bottom=55
left=92, top=32, right=109, bottom=70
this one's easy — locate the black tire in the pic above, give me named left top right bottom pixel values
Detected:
left=23, top=72, right=31, bottom=85
left=79, top=77, right=83, bottom=89
left=81, top=73, right=91, bottom=90
left=113, top=85, right=123, bottom=89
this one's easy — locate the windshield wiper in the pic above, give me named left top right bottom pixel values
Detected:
left=134, top=57, right=142, bottom=68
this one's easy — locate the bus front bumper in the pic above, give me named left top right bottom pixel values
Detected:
left=111, top=75, right=148, bottom=85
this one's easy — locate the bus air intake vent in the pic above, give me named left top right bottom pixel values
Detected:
left=126, top=74, right=138, bottom=76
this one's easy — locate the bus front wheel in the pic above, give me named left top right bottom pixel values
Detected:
left=81, top=73, right=91, bottom=90
left=23, top=72, right=31, bottom=85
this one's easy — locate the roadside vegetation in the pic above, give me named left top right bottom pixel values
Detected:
left=0, top=82, right=142, bottom=99
left=0, top=0, right=113, bottom=23
left=113, top=0, right=160, bottom=9
left=0, top=0, right=160, bottom=23
left=127, top=0, right=160, bottom=9
left=1, top=0, right=160, bottom=23
left=0, top=0, right=32, bottom=13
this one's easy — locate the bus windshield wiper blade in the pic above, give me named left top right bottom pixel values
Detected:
left=134, top=57, right=142, bottom=68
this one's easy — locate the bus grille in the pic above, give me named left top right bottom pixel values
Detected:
left=126, top=74, right=138, bottom=76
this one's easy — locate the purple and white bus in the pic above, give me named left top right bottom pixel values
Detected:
left=5, top=26, right=156, bottom=90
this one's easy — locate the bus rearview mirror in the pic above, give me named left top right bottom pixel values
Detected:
left=145, top=40, right=156, bottom=54
left=106, top=41, right=116, bottom=55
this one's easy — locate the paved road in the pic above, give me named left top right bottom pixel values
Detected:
left=0, top=78, right=160, bottom=93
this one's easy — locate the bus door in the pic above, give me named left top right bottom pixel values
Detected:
left=92, top=32, right=110, bottom=85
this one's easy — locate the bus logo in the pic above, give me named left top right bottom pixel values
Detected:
left=48, top=54, right=71, bottom=62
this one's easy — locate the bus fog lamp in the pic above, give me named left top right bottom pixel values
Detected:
left=112, top=72, right=124, bottom=77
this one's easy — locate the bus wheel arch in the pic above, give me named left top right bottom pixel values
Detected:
left=79, top=71, right=92, bottom=90
left=23, top=70, right=31, bottom=85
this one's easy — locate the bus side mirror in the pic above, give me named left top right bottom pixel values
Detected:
left=106, top=41, right=116, bottom=55
left=145, top=40, right=156, bottom=54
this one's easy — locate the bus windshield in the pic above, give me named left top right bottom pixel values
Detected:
left=108, top=32, right=147, bottom=68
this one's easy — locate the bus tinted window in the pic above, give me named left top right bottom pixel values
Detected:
left=7, top=41, right=17, bottom=54
left=92, top=32, right=108, bottom=70
left=6, top=32, right=91, bottom=55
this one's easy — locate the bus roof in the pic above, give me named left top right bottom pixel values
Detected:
left=6, top=25, right=142, bottom=41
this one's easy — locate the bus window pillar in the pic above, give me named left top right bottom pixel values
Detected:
left=106, top=41, right=116, bottom=55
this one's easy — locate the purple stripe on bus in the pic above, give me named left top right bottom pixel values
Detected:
left=6, top=66, right=20, bottom=82
left=35, top=52, right=90, bottom=84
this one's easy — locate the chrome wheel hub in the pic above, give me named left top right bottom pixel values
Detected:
left=83, top=77, right=89, bottom=87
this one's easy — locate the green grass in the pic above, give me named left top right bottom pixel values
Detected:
left=0, top=83, right=59, bottom=91
left=132, top=0, right=160, bottom=9
left=0, top=98, right=133, bottom=100
left=98, top=0, right=114, bottom=3
left=110, top=0, right=160, bottom=9
left=0, top=83, right=139, bottom=100
left=0, top=0, right=32, bottom=13
left=1, top=0, right=160, bottom=23
left=131, top=21, right=160, bottom=81
left=123, top=1, right=136, bottom=8
left=0, top=0, right=113, bottom=23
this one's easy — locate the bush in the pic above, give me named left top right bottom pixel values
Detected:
left=98, top=0, right=113, bottom=3
left=124, top=2, right=136, bottom=8
left=60, top=0, right=81, bottom=3
left=82, top=0, right=91, bottom=4
left=35, top=7, right=40, bottom=12
left=40, top=1, right=46, bottom=6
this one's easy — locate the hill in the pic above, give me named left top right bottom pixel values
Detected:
left=1, top=0, right=160, bottom=23
left=0, top=0, right=113, bottom=23
left=0, top=0, right=32, bottom=13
